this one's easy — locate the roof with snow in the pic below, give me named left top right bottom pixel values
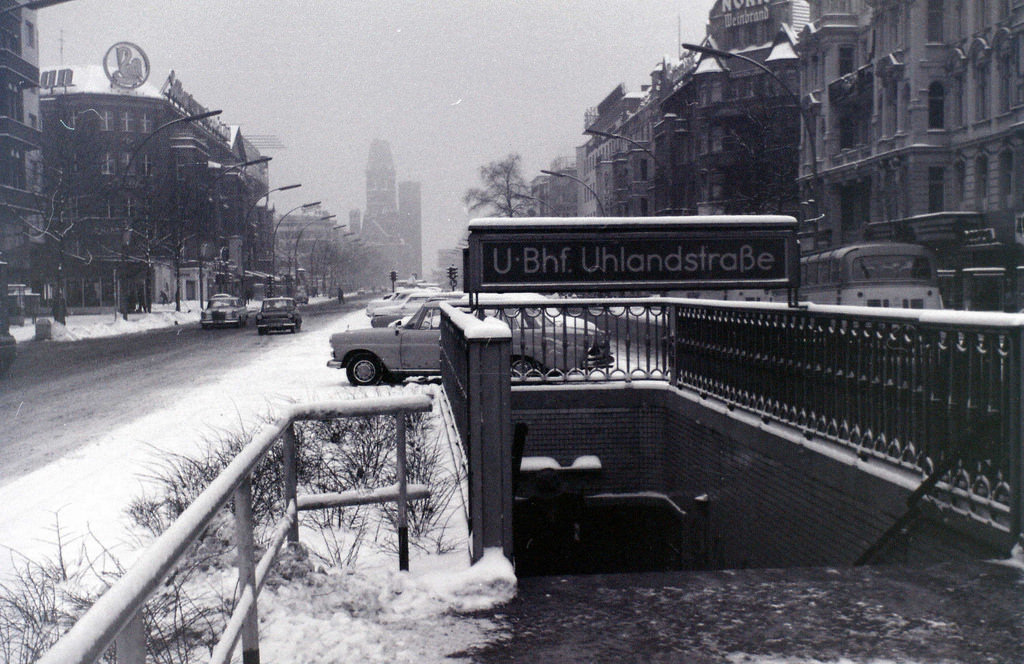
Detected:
left=38, top=64, right=167, bottom=100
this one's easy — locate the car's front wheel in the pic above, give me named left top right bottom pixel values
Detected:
left=346, top=352, right=385, bottom=386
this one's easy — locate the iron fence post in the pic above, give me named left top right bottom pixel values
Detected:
left=234, top=476, right=260, bottom=664
left=396, top=412, right=409, bottom=571
left=283, top=422, right=298, bottom=544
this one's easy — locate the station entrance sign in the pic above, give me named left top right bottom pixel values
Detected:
left=465, top=216, right=799, bottom=294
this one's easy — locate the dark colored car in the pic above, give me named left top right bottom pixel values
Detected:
left=200, top=295, right=249, bottom=329
left=256, top=297, right=302, bottom=335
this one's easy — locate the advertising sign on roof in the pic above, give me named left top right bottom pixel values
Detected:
left=465, top=216, right=799, bottom=294
left=103, top=42, right=150, bottom=90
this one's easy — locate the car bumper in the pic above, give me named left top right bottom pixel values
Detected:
left=327, top=359, right=344, bottom=369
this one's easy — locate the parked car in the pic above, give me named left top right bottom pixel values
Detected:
left=365, top=287, right=440, bottom=320
left=256, top=297, right=302, bottom=335
left=370, top=291, right=464, bottom=327
left=327, top=297, right=613, bottom=386
left=293, top=285, right=309, bottom=304
left=200, top=295, right=249, bottom=329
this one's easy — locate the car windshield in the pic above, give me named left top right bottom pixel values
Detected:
left=262, top=299, right=293, bottom=311
left=208, top=299, right=237, bottom=309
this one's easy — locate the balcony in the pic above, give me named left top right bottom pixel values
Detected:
left=0, top=183, right=41, bottom=213
left=0, top=47, right=38, bottom=84
left=0, top=116, right=40, bottom=149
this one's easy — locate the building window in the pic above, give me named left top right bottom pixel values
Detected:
left=999, top=151, right=1013, bottom=208
left=27, top=112, right=36, bottom=129
left=120, top=152, right=130, bottom=174
left=121, top=111, right=133, bottom=132
left=976, top=0, right=988, bottom=32
left=954, top=160, right=966, bottom=208
left=101, top=110, right=113, bottom=131
left=952, top=74, right=965, bottom=125
left=101, top=152, right=115, bottom=176
left=928, top=167, right=945, bottom=212
left=140, top=112, right=153, bottom=133
left=975, top=63, right=989, bottom=121
left=928, top=82, right=945, bottom=128
left=838, top=46, right=855, bottom=76
left=141, top=153, right=153, bottom=177
left=976, top=155, right=989, bottom=210
left=24, top=20, right=34, bottom=48
left=927, top=0, right=943, bottom=42
left=999, top=49, right=1013, bottom=113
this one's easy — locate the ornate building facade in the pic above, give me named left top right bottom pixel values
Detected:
left=798, top=0, right=1024, bottom=310
left=38, top=50, right=268, bottom=310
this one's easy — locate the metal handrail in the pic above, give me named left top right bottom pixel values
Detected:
left=38, top=394, right=434, bottom=664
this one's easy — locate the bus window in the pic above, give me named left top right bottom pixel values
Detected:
left=851, top=255, right=932, bottom=281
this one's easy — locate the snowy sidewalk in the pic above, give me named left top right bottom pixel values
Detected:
left=8, top=296, right=338, bottom=343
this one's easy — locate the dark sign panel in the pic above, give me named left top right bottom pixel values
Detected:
left=466, top=217, right=798, bottom=293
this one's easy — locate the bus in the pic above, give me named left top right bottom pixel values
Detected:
left=797, top=242, right=942, bottom=309
left=670, top=243, right=943, bottom=309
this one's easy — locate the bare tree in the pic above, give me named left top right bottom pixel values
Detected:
left=463, top=154, right=533, bottom=217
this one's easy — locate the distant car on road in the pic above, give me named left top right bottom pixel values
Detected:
left=328, top=297, right=613, bottom=386
left=200, top=295, right=249, bottom=329
left=256, top=297, right=302, bottom=335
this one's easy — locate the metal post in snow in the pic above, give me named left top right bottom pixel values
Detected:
left=282, top=423, right=299, bottom=544
left=395, top=412, right=409, bottom=571
left=113, top=612, right=145, bottom=664
left=234, top=476, right=260, bottom=664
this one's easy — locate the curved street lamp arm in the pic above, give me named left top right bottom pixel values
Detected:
left=121, top=109, right=223, bottom=188
left=680, top=42, right=820, bottom=227
left=540, top=169, right=605, bottom=216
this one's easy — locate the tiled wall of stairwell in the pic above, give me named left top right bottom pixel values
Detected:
left=511, top=386, right=1005, bottom=569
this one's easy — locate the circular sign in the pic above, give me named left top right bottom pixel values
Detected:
left=103, top=42, right=150, bottom=90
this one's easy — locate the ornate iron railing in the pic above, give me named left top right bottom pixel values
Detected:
left=485, top=297, right=1024, bottom=542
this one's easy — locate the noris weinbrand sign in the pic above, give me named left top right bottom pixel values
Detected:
left=465, top=216, right=799, bottom=293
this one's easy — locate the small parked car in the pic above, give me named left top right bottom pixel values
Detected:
left=256, top=297, right=302, bottom=335
left=370, top=291, right=464, bottom=327
left=200, top=295, right=249, bottom=329
left=328, top=297, right=613, bottom=386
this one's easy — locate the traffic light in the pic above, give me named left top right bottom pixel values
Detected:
left=389, top=270, right=397, bottom=292
left=446, top=264, right=459, bottom=290
left=265, top=276, right=275, bottom=298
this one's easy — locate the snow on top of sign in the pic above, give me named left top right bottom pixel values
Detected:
left=39, top=64, right=165, bottom=99
left=468, top=215, right=797, bottom=229
left=439, top=302, right=511, bottom=340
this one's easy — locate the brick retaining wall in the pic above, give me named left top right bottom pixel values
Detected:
left=511, top=384, right=1005, bottom=569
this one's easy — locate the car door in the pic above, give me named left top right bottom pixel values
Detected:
left=399, top=305, right=443, bottom=371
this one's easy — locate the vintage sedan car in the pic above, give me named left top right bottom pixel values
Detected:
left=370, top=291, right=464, bottom=327
left=256, top=297, right=302, bottom=335
left=328, top=298, right=613, bottom=386
left=200, top=295, right=249, bottom=329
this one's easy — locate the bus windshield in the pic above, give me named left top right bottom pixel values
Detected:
left=850, top=255, right=932, bottom=282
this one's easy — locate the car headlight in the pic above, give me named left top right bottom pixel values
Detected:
left=256, top=313, right=263, bottom=321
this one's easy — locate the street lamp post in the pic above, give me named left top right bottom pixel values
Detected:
left=680, top=42, right=821, bottom=234
left=205, top=156, right=272, bottom=304
left=269, top=201, right=321, bottom=295
left=540, top=169, right=605, bottom=216
left=583, top=127, right=682, bottom=215
left=116, top=109, right=223, bottom=319
left=290, top=215, right=338, bottom=285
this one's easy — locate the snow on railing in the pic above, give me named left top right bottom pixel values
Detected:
left=37, top=393, right=434, bottom=664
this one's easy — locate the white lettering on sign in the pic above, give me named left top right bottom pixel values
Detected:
left=721, top=0, right=770, bottom=12
left=723, top=6, right=770, bottom=27
left=490, top=244, right=777, bottom=276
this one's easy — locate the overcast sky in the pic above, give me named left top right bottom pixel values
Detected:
left=38, top=0, right=715, bottom=274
